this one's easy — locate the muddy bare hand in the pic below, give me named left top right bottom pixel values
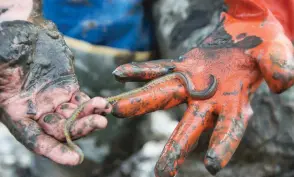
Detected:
left=0, top=0, right=111, bottom=165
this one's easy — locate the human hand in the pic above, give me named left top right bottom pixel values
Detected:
left=0, top=10, right=112, bottom=165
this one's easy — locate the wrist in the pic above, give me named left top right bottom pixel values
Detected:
left=0, top=0, right=42, bottom=24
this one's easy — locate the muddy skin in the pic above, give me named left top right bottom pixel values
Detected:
left=0, top=107, right=41, bottom=151
left=0, top=8, right=8, bottom=15
left=27, top=99, right=37, bottom=115
left=0, top=19, right=79, bottom=159
left=0, top=0, right=113, bottom=166
left=0, top=20, right=76, bottom=95
left=0, top=21, right=36, bottom=63
left=43, top=114, right=61, bottom=124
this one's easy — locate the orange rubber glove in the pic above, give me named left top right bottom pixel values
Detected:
left=109, top=0, right=294, bottom=176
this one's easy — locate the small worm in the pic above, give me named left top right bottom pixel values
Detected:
left=63, top=102, right=86, bottom=164
left=107, top=72, right=218, bottom=103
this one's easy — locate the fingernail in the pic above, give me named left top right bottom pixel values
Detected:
left=44, top=114, right=60, bottom=124
left=75, top=95, right=81, bottom=102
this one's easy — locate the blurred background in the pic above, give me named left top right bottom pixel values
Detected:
left=1, top=0, right=294, bottom=177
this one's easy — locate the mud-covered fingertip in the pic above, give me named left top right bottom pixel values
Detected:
left=204, top=149, right=222, bottom=176
left=154, top=161, right=175, bottom=177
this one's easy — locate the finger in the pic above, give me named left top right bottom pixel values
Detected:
left=68, top=96, right=112, bottom=119
left=13, top=119, right=81, bottom=165
left=67, top=114, right=108, bottom=140
left=204, top=103, right=253, bottom=175
left=154, top=104, right=214, bottom=177
left=112, top=59, right=176, bottom=82
left=39, top=113, right=107, bottom=141
left=70, top=91, right=91, bottom=105
left=111, top=78, right=187, bottom=118
left=35, top=134, right=82, bottom=165
left=38, top=113, right=66, bottom=141
left=80, top=97, right=112, bottom=117
left=55, top=103, right=78, bottom=118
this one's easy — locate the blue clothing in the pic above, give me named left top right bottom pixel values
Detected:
left=43, top=0, right=153, bottom=51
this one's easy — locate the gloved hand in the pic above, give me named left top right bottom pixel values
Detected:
left=0, top=1, right=111, bottom=165
left=109, top=0, right=294, bottom=176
